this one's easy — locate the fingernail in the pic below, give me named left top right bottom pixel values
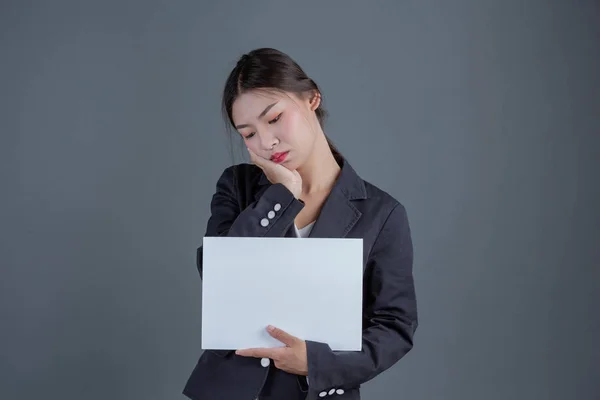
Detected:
left=267, top=325, right=275, bottom=332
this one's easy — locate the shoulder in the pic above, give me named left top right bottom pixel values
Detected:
left=355, top=177, right=412, bottom=259
left=350, top=170, right=412, bottom=251
left=338, top=157, right=406, bottom=217
left=360, top=175, right=408, bottom=221
left=363, top=179, right=401, bottom=207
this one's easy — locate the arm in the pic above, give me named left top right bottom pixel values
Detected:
left=196, top=166, right=304, bottom=278
left=304, top=203, right=418, bottom=392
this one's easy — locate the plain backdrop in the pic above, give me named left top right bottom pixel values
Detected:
left=1, top=1, right=599, bottom=399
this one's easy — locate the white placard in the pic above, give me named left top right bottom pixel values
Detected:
left=201, top=236, right=363, bottom=351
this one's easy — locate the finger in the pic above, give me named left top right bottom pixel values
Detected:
left=248, top=148, right=279, bottom=170
left=247, top=147, right=257, bottom=162
left=267, top=325, right=299, bottom=347
left=235, top=348, right=267, bottom=358
left=247, top=148, right=265, bottom=168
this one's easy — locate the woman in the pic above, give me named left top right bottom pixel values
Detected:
left=183, top=48, right=418, bottom=400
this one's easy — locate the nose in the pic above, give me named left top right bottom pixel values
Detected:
left=258, top=130, right=278, bottom=150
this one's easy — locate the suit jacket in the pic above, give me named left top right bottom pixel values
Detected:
left=183, top=156, right=418, bottom=400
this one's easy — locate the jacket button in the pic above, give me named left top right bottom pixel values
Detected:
left=260, top=218, right=269, bottom=227
left=336, top=389, right=345, bottom=395
left=260, top=357, right=270, bottom=367
left=267, top=210, right=275, bottom=219
left=329, top=388, right=336, bottom=395
left=319, top=391, right=327, bottom=397
left=274, top=203, right=281, bottom=211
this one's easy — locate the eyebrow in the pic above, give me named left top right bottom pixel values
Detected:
left=235, top=102, right=278, bottom=129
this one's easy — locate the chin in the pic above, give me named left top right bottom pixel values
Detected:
left=280, top=152, right=305, bottom=171
left=282, top=159, right=301, bottom=170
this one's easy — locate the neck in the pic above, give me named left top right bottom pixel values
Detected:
left=296, top=131, right=341, bottom=195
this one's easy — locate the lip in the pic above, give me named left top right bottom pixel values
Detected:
left=270, top=151, right=289, bottom=163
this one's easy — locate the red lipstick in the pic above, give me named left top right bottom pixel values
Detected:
left=270, top=151, right=289, bottom=163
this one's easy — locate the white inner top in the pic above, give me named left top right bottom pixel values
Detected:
left=294, top=221, right=315, bottom=238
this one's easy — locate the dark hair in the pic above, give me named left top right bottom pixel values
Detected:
left=221, top=48, right=341, bottom=161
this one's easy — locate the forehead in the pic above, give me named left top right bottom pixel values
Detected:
left=231, top=90, right=298, bottom=125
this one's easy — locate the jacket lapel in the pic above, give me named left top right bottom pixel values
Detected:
left=307, top=189, right=361, bottom=238
left=308, top=159, right=366, bottom=238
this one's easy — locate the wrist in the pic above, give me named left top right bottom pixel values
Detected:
left=285, top=183, right=301, bottom=199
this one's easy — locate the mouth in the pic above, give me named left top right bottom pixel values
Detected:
left=270, top=151, right=289, bottom=163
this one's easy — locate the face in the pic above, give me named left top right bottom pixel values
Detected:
left=231, top=89, right=320, bottom=170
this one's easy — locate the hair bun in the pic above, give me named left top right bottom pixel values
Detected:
left=238, top=54, right=249, bottom=64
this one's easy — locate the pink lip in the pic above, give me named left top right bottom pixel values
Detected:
left=270, top=151, right=289, bottom=163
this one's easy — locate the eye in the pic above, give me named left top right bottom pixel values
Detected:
left=268, top=113, right=282, bottom=124
left=243, top=132, right=256, bottom=140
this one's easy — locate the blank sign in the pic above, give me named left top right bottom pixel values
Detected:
left=201, top=236, right=363, bottom=351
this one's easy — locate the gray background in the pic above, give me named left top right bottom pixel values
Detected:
left=1, top=1, right=598, bottom=399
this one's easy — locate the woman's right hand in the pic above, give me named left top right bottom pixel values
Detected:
left=248, top=148, right=302, bottom=199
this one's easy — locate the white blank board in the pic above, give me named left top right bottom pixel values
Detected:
left=201, top=236, right=363, bottom=351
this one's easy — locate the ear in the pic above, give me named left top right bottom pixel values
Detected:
left=308, top=90, right=321, bottom=111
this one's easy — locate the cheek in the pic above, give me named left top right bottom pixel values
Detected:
left=278, top=112, right=302, bottom=143
left=245, top=141, right=261, bottom=155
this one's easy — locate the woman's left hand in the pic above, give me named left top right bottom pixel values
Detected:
left=235, top=325, right=308, bottom=376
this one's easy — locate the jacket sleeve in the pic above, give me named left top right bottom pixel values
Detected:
left=196, top=165, right=304, bottom=278
left=303, top=202, right=418, bottom=394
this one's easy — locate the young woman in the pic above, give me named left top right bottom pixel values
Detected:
left=183, top=48, right=418, bottom=400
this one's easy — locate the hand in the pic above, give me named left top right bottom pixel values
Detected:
left=248, top=148, right=302, bottom=199
left=235, top=325, right=308, bottom=376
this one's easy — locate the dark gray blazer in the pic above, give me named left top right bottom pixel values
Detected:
left=183, top=157, right=418, bottom=400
